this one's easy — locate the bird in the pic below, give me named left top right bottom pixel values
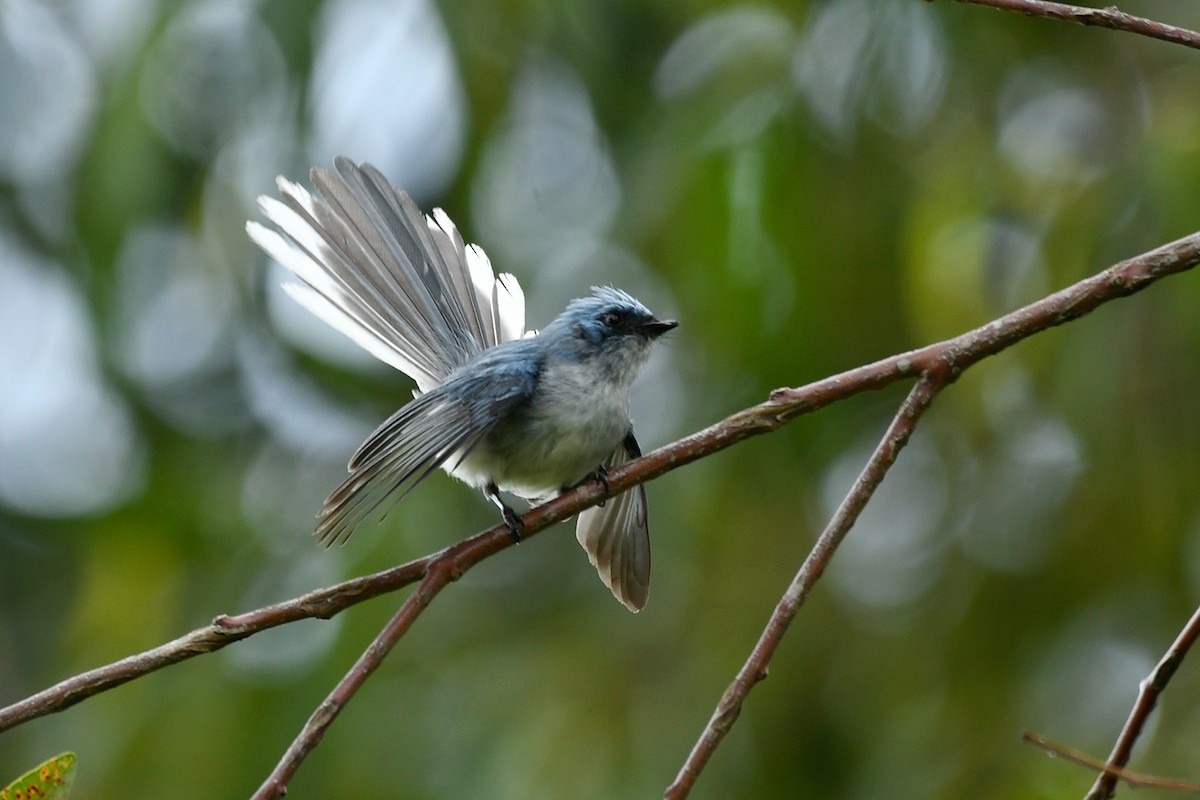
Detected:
left=246, top=156, right=676, bottom=612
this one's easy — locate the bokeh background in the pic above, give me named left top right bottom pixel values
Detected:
left=3, top=0, right=1200, bottom=797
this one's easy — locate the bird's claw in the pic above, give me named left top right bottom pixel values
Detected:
left=485, top=481, right=524, bottom=543
left=503, top=507, right=524, bottom=543
left=567, top=465, right=610, bottom=507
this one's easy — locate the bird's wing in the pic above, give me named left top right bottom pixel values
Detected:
left=575, top=431, right=651, bottom=612
left=246, top=156, right=525, bottom=392
left=316, top=364, right=536, bottom=545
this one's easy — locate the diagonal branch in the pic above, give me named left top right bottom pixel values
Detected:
left=1084, top=604, right=1200, bottom=799
left=1, top=231, right=1198, bottom=748
left=0, top=545, right=447, bottom=732
left=659, top=231, right=1200, bottom=796
left=250, top=560, right=459, bottom=800
left=1021, top=730, right=1200, bottom=793
left=665, top=372, right=947, bottom=799
left=935, top=0, right=1200, bottom=50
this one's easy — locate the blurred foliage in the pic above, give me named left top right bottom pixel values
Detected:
left=2, top=0, right=1200, bottom=798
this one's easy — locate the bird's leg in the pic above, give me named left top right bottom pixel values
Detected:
left=485, top=482, right=523, bottom=542
left=565, top=465, right=609, bottom=507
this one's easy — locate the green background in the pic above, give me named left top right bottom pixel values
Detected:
left=3, top=1, right=1200, bottom=798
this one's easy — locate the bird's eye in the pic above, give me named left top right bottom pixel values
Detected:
left=600, top=311, right=621, bottom=328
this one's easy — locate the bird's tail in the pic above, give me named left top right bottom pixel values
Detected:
left=247, top=156, right=526, bottom=393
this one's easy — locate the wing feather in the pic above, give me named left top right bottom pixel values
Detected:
left=315, top=363, right=536, bottom=545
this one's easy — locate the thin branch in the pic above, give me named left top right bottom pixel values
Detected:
left=660, top=230, right=1200, bottom=797
left=1084, top=604, right=1200, bottom=799
left=1022, top=731, right=1200, bottom=793
left=665, top=372, right=947, bottom=799
left=251, top=561, right=458, bottom=799
left=1, top=231, right=1198, bottom=746
left=0, top=545, right=442, bottom=732
left=934, top=0, right=1200, bottom=50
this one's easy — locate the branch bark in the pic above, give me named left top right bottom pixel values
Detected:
left=1022, top=731, right=1200, bottom=792
left=934, top=0, right=1200, bottom=50
left=2, top=232, right=1198, bottom=791
left=1017, top=734, right=1200, bottom=796
left=658, top=230, right=1200, bottom=795
left=250, top=560, right=459, bottom=799
left=1084, top=604, right=1200, bottom=799
left=666, top=373, right=947, bottom=799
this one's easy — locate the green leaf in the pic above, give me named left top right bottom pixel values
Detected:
left=1, top=753, right=76, bottom=800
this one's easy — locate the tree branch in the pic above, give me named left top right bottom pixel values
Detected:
left=665, top=372, right=947, bottom=799
left=250, top=560, right=459, bottom=799
left=0, top=546, right=439, bottom=732
left=1022, top=730, right=1200, bottom=793
left=2, top=233, right=1198, bottom=790
left=1084, top=604, right=1200, bottom=799
left=934, top=0, right=1200, bottom=50
left=659, top=231, right=1200, bottom=796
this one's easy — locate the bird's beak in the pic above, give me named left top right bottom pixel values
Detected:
left=639, top=319, right=678, bottom=338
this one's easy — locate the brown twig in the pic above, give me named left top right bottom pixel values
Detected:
left=660, top=231, right=1200, bottom=796
left=1, top=233, right=1198, bottom=788
left=1022, top=730, right=1200, bottom=793
left=934, top=0, right=1200, bottom=50
left=250, top=561, right=458, bottom=799
left=1084, top=604, right=1200, bottom=799
left=665, top=373, right=947, bottom=799
left=0, top=543, right=448, bottom=732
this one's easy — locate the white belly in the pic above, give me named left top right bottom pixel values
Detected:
left=448, top=363, right=631, bottom=499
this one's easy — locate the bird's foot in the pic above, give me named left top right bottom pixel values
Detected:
left=502, top=506, right=524, bottom=543
left=485, top=482, right=524, bottom=543
left=566, top=465, right=610, bottom=507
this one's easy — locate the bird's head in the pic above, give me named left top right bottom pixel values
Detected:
left=543, top=287, right=677, bottom=381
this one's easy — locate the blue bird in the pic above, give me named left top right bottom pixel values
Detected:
left=247, top=157, right=676, bottom=611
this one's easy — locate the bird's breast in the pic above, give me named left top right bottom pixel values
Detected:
left=448, top=361, right=632, bottom=498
